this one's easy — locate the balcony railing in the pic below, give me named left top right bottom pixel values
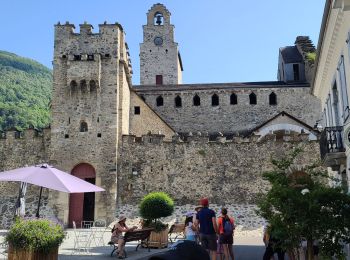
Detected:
left=320, top=126, right=345, bottom=160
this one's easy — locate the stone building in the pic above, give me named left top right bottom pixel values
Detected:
left=0, top=3, right=322, bottom=228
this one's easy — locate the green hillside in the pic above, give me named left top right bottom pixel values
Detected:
left=0, top=51, right=52, bottom=131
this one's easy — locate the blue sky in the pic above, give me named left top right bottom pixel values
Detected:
left=0, top=1, right=324, bottom=84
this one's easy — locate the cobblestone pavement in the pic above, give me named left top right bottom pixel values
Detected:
left=1, top=229, right=267, bottom=260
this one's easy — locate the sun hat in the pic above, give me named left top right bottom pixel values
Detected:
left=118, top=215, right=126, bottom=222
left=194, top=205, right=203, bottom=211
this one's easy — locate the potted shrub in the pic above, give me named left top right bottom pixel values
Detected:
left=139, top=192, right=174, bottom=248
left=6, top=218, right=65, bottom=260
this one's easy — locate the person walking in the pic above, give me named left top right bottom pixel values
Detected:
left=217, top=208, right=235, bottom=260
left=195, top=198, right=218, bottom=260
left=263, top=225, right=285, bottom=260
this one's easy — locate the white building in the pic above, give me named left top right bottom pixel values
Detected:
left=312, top=0, right=350, bottom=191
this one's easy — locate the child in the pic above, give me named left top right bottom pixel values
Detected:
left=184, top=215, right=196, bottom=241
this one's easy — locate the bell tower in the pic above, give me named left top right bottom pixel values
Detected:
left=140, top=4, right=183, bottom=85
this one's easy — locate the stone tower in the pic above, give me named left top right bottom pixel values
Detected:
left=50, top=22, right=132, bottom=226
left=140, top=3, right=183, bottom=85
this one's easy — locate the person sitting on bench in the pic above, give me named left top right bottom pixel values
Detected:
left=111, top=216, right=137, bottom=259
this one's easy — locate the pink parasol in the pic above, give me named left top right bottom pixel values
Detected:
left=0, top=164, right=105, bottom=217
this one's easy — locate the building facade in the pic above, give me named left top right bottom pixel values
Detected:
left=0, top=3, right=323, bottom=228
left=312, top=0, right=350, bottom=192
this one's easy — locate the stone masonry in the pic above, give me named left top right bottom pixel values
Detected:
left=0, top=4, right=323, bottom=229
left=134, top=83, right=321, bottom=134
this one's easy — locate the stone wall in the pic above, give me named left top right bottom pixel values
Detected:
left=0, top=129, right=52, bottom=228
left=117, top=133, right=320, bottom=228
left=134, top=83, right=321, bottom=134
left=116, top=203, right=264, bottom=230
left=129, top=91, right=175, bottom=140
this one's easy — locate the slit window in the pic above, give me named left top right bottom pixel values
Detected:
left=156, top=96, right=164, bottom=106
left=249, top=93, right=257, bottom=105
left=212, top=94, right=219, bottom=106
left=193, top=95, right=201, bottom=106
left=269, top=92, right=277, bottom=105
left=134, top=106, right=141, bottom=115
left=230, top=93, right=237, bottom=105
left=175, top=96, right=182, bottom=107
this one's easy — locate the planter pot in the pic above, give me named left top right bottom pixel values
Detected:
left=143, top=228, right=169, bottom=249
left=8, top=244, right=59, bottom=260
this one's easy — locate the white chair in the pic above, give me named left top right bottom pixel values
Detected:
left=88, top=219, right=107, bottom=247
left=71, top=221, right=92, bottom=255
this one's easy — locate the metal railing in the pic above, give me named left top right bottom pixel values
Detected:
left=320, top=126, right=345, bottom=159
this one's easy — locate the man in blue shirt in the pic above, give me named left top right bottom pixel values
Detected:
left=195, top=198, right=218, bottom=260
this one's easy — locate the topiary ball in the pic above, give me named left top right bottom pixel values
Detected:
left=139, top=192, right=174, bottom=220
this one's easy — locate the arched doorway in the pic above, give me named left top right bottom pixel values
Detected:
left=68, top=163, right=96, bottom=228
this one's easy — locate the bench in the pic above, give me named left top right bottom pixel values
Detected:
left=168, top=223, right=185, bottom=243
left=109, top=228, right=153, bottom=257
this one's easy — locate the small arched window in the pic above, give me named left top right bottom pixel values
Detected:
left=90, top=80, right=97, bottom=93
left=80, top=80, right=87, bottom=93
left=156, top=96, right=164, bottom=107
left=154, top=12, right=164, bottom=25
left=193, top=95, right=201, bottom=106
left=212, top=94, right=219, bottom=106
left=80, top=121, right=88, bottom=132
left=230, top=93, right=237, bottom=105
left=269, top=92, right=277, bottom=105
left=175, top=96, right=182, bottom=107
left=70, top=80, right=77, bottom=93
left=249, top=92, right=257, bottom=105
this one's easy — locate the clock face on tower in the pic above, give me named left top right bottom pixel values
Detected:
left=154, top=37, right=163, bottom=46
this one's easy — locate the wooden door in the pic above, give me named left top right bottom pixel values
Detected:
left=68, top=163, right=96, bottom=228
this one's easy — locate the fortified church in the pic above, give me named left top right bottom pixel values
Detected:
left=0, top=4, right=322, bottom=228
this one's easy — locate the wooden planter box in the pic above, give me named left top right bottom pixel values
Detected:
left=8, top=244, right=58, bottom=260
left=143, top=228, right=169, bottom=249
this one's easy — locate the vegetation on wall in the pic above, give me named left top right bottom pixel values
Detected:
left=0, top=51, right=52, bottom=131
left=257, top=148, right=350, bottom=260
left=306, top=52, right=316, bottom=64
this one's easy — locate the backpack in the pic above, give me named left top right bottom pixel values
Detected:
left=222, top=217, right=234, bottom=235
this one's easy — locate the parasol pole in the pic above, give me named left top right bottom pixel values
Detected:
left=36, top=187, right=43, bottom=218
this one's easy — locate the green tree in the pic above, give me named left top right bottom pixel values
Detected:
left=257, top=148, right=350, bottom=260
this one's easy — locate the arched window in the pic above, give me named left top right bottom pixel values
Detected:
left=89, top=80, right=97, bottom=93
left=193, top=95, right=201, bottom=106
left=154, top=12, right=164, bottom=25
left=80, top=121, right=88, bottom=132
left=249, top=92, right=257, bottom=105
left=80, top=80, right=87, bottom=93
left=269, top=92, right=277, bottom=105
left=70, top=80, right=77, bottom=93
left=230, top=93, right=237, bottom=105
left=212, top=94, right=219, bottom=106
left=175, top=96, right=182, bottom=107
left=156, top=96, right=163, bottom=107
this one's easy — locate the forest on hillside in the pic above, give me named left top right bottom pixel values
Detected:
left=0, top=51, right=52, bottom=131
